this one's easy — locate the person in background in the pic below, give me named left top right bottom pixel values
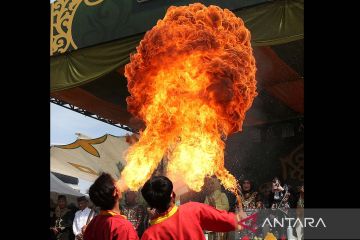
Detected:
left=258, top=182, right=273, bottom=209
left=237, top=178, right=258, bottom=240
left=270, top=177, right=291, bottom=239
left=204, top=177, right=230, bottom=211
left=121, top=190, right=147, bottom=238
left=50, top=195, right=75, bottom=240
left=240, top=179, right=258, bottom=212
left=204, top=177, right=230, bottom=240
left=79, top=206, right=97, bottom=239
left=72, top=196, right=92, bottom=240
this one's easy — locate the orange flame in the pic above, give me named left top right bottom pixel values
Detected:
left=121, top=3, right=257, bottom=193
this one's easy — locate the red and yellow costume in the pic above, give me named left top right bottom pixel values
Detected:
left=141, top=202, right=236, bottom=240
left=83, top=210, right=139, bottom=240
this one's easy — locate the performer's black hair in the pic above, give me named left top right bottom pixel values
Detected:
left=89, top=172, right=117, bottom=210
left=141, top=176, right=173, bottom=213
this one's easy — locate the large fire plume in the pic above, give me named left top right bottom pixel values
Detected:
left=121, top=3, right=257, bottom=193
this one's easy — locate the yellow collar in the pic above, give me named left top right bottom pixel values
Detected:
left=150, top=206, right=178, bottom=225
left=100, top=210, right=127, bottom=219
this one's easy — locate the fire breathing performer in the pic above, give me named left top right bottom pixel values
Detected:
left=83, top=173, right=139, bottom=240
left=140, top=176, right=247, bottom=240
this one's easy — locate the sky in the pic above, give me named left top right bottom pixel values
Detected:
left=51, top=103, right=131, bottom=193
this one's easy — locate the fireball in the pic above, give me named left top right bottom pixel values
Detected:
left=121, top=3, right=257, bottom=193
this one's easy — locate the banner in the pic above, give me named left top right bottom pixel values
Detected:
left=50, top=134, right=129, bottom=182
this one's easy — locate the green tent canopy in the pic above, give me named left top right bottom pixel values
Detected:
left=50, top=0, right=303, bottom=131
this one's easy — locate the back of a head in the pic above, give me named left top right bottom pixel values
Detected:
left=141, top=176, right=173, bottom=213
left=89, top=173, right=116, bottom=210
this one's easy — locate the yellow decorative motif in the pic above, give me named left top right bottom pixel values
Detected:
left=59, top=135, right=107, bottom=157
left=50, top=0, right=104, bottom=56
left=68, top=162, right=99, bottom=176
left=84, top=0, right=104, bottom=6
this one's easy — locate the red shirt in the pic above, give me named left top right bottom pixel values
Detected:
left=141, top=202, right=236, bottom=240
left=84, top=212, right=139, bottom=240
